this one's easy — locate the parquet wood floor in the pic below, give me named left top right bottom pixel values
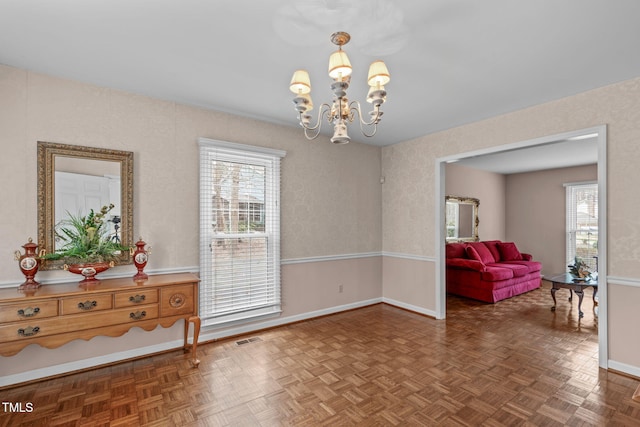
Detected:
left=2, top=281, right=639, bottom=426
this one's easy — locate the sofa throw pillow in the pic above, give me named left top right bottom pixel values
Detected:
left=498, top=242, right=523, bottom=261
left=446, top=243, right=467, bottom=259
left=465, top=245, right=483, bottom=263
left=482, top=240, right=502, bottom=263
left=467, top=242, right=496, bottom=264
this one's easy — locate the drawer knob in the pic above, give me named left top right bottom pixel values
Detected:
left=129, top=294, right=146, bottom=303
left=129, top=310, right=147, bottom=320
left=17, top=307, right=40, bottom=318
left=169, top=293, right=186, bottom=308
left=78, top=300, right=98, bottom=311
left=17, top=326, right=40, bottom=337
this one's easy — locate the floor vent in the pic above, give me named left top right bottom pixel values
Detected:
left=236, top=337, right=263, bottom=346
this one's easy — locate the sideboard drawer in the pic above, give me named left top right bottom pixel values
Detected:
left=114, top=289, right=159, bottom=308
left=61, top=294, right=113, bottom=315
left=0, top=317, right=61, bottom=342
left=160, top=284, right=195, bottom=316
left=123, top=304, right=159, bottom=323
left=0, top=300, right=59, bottom=323
left=0, top=304, right=160, bottom=343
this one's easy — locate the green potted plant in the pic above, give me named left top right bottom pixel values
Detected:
left=43, top=204, right=128, bottom=283
left=568, top=256, right=592, bottom=281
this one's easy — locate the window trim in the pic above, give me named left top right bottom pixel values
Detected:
left=198, top=138, right=286, bottom=327
left=564, top=180, right=598, bottom=270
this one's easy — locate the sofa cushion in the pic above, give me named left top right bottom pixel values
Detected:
left=481, top=266, right=513, bottom=281
left=497, top=242, right=523, bottom=261
left=488, top=262, right=529, bottom=278
left=502, top=260, right=542, bottom=273
left=466, top=242, right=496, bottom=264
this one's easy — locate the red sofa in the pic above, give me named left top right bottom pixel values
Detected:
left=446, top=240, right=542, bottom=303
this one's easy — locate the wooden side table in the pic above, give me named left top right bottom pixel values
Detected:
left=0, top=272, right=201, bottom=367
left=548, top=272, right=598, bottom=318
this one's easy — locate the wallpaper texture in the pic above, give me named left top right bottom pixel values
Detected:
left=0, top=64, right=383, bottom=380
left=1, top=63, right=640, bottom=379
left=382, top=76, right=640, bottom=370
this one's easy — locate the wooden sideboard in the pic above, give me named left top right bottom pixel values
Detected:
left=0, top=272, right=201, bottom=367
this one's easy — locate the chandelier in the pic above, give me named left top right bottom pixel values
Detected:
left=289, top=32, right=391, bottom=144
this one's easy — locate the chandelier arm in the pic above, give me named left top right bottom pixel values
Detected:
left=299, top=104, right=332, bottom=140
left=349, top=101, right=380, bottom=138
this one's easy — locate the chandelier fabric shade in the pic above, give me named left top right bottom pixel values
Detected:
left=328, top=49, right=353, bottom=80
left=367, top=60, right=391, bottom=87
left=289, top=70, right=311, bottom=94
left=289, top=31, right=391, bottom=144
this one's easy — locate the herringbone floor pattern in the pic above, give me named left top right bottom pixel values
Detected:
left=1, top=281, right=639, bottom=426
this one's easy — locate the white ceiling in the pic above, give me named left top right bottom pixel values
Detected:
left=453, top=135, right=599, bottom=174
left=0, top=0, right=638, bottom=154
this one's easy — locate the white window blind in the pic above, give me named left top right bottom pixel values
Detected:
left=199, top=139, right=285, bottom=326
left=565, top=182, right=598, bottom=271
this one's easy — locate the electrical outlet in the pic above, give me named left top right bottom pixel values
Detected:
left=338, top=284, right=343, bottom=293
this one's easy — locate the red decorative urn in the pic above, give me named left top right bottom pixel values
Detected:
left=14, top=238, right=42, bottom=291
left=131, top=237, right=150, bottom=280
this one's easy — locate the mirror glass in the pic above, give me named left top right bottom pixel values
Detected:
left=445, top=195, right=479, bottom=242
left=38, top=142, right=134, bottom=270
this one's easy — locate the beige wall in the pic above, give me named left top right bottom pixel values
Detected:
left=382, top=76, right=640, bottom=373
left=2, top=62, right=640, bottom=381
left=382, top=256, right=435, bottom=314
left=506, top=165, right=597, bottom=276
left=0, top=65, right=383, bottom=381
left=445, top=163, right=506, bottom=241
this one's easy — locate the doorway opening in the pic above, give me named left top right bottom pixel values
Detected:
left=435, top=125, right=607, bottom=368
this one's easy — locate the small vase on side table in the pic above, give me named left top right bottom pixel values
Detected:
left=131, top=237, right=151, bottom=280
left=14, top=238, right=42, bottom=291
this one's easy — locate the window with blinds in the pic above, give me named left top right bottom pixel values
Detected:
left=199, top=138, right=285, bottom=326
left=565, top=182, right=598, bottom=271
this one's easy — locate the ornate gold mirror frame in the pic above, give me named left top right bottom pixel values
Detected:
left=445, top=195, right=479, bottom=242
left=37, top=141, right=134, bottom=270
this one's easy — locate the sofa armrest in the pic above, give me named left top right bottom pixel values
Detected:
left=521, top=253, right=533, bottom=261
left=446, top=258, right=486, bottom=272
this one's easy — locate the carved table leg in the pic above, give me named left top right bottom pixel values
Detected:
left=550, top=286, right=558, bottom=311
left=575, top=289, right=585, bottom=318
left=184, top=316, right=201, bottom=367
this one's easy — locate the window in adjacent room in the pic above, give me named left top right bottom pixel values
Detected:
left=565, top=181, right=598, bottom=271
left=445, top=201, right=460, bottom=239
left=199, top=138, right=286, bottom=326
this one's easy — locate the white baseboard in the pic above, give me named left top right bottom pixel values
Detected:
left=198, top=298, right=383, bottom=341
left=608, top=359, right=640, bottom=379
left=382, top=297, right=437, bottom=318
